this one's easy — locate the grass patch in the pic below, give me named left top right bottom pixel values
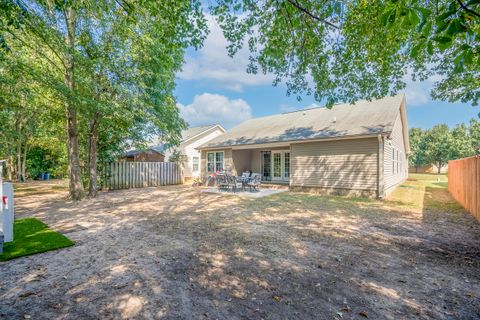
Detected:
left=0, top=218, right=74, bottom=262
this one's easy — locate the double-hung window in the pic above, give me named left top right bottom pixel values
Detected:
left=207, top=151, right=224, bottom=173
left=192, top=156, right=199, bottom=171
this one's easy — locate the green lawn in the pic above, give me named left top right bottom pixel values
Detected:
left=0, top=218, right=74, bottom=262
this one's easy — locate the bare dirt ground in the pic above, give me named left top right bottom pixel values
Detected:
left=1, top=176, right=479, bottom=319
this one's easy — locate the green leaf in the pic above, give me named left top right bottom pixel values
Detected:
left=410, top=42, right=423, bottom=58
left=427, top=41, right=434, bottom=54
left=432, top=35, right=452, bottom=44
left=446, top=19, right=466, bottom=36
left=453, top=52, right=465, bottom=73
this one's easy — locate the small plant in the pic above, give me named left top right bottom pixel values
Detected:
left=192, top=176, right=203, bottom=187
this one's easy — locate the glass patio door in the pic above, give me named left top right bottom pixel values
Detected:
left=261, top=151, right=271, bottom=181
left=272, top=152, right=282, bottom=181
left=272, top=151, right=290, bottom=181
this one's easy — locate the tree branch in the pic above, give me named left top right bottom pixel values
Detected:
left=457, top=0, right=480, bottom=18
left=286, top=0, right=338, bottom=29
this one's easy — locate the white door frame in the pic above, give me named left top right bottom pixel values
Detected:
left=271, top=150, right=290, bottom=181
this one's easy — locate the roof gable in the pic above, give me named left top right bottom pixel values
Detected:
left=201, top=95, right=405, bottom=148
left=181, top=124, right=225, bottom=143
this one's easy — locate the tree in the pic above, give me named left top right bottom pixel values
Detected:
left=168, top=150, right=188, bottom=163
left=409, top=128, right=428, bottom=172
left=1, top=1, right=207, bottom=199
left=424, top=124, right=454, bottom=174
left=211, top=0, right=480, bottom=106
left=450, top=123, right=475, bottom=159
left=470, top=119, right=480, bottom=154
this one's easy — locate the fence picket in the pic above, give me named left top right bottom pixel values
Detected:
left=105, top=162, right=182, bottom=191
left=448, top=156, right=480, bottom=221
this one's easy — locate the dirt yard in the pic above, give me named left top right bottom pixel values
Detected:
left=1, top=175, right=479, bottom=319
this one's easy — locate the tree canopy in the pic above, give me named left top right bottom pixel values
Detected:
left=0, top=0, right=207, bottom=199
left=212, top=0, right=480, bottom=107
left=409, top=120, right=479, bottom=173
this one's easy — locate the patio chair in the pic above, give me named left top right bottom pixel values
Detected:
left=226, top=175, right=243, bottom=192
left=216, top=174, right=229, bottom=191
left=247, top=173, right=262, bottom=192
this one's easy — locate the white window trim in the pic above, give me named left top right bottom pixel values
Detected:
left=192, top=156, right=199, bottom=172
left=206, top=151, right=225, bottom=173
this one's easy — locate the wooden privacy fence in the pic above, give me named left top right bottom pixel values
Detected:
left=105, top=162, right=183, bottom=190
left=448, top=156, right=480, bottom=221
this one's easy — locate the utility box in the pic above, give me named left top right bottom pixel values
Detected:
left=0, top=160, right=14, bottom=254
left=1, top=183, right=14, bottom=242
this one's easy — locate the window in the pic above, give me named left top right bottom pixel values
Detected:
left=192, top=156, right=199, bottom=171
left=395, top=150, right=400, bottom=173
left=207, top=151, right=224, bottom=173
left=215, top=152, right=224, bottom=172
left=392, top=147, right=395, bottom=173
left=207, top=152, right=215, bottom=172
left=399, top=151, right=402, bottom=175
left=284, top=152, right=290, bottom=178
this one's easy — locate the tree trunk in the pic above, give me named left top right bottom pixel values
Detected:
left=437, top=162, right=442, bottom=174
left=22, top=142, right=27, bottom=181
left=88, top=114, right=100, bottom=197
left=16, top=141, right=22, bottom=181
left=64, top=7, right=84, bottom=200
left=6, top=156, right=14, bottom=181
left=415, top=166, right=418, bottom=173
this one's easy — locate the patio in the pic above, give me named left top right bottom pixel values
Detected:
left=201, top=187, right=287, bottom=198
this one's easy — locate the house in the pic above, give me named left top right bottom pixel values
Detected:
left=121, top=146, right=165, bottom=162
left=164, top=125, right=226, bottom=179
left=198, top=94, right=410, bottom=198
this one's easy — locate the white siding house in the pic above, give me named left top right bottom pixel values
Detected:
left=164, top=125, right=225, bottom=179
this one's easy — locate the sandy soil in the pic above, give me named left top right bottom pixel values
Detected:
left=0, top=182, right=479, bottom=319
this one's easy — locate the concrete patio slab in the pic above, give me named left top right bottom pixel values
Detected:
left=201, top=187, right=287, bottom=198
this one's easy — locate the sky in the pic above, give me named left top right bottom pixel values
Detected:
left=174, top=16, right=480, bottom=130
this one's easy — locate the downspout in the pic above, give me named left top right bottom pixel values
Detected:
left=377, top=135, right=385, bottom=199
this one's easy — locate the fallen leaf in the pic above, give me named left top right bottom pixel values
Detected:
left=359, top=311, right=368, bottom=318
left=273, top=295, right=281, bottom=302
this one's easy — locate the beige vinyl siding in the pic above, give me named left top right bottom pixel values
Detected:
left=384, top=113, right=408, bottom=194
left=231, top=150, right=252, bottom=174
left=290, top=138, right=378, bottom=191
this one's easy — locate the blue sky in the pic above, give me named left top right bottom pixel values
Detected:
left=174, top=16, right=480, bottom=130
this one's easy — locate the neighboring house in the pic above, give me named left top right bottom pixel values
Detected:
left=164, top=125, right=226, bottom=179
left=409, top=164, right=448, bottom=174
left=198, top=94, right=410, bottom=198
left=121, top=146, right=165, bottom=162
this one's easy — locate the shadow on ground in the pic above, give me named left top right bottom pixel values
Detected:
left=0, top=179, right=479, bottom=319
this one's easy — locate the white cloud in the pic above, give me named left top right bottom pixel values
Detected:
left=403, top=71, right=444, bottom=107
left=178, top=15, right=274, bottom=91
left=178, top=93, right=252, bottom=128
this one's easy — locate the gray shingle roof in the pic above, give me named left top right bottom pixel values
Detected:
left=123, top=145, right=164, bottom=157
left=181, top=125, right=220, bottom=142
left=201, top=94, right=405, bottom=148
